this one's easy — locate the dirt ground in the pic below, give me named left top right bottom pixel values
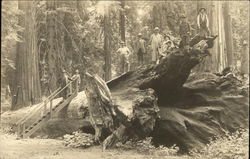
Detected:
left=0, top=132, right=188, bottom=159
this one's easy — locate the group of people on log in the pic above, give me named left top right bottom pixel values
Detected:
left=61, top=69, right=81, bottom=99
left=117, top=7, right=211, bottom=73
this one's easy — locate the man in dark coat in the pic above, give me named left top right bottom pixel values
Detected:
left=136, top=33, right=146, bottom=66
left=197, top=8, right=210, bottom=38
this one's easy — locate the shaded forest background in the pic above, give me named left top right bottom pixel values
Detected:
left=1, top=0, right=249, bottom=110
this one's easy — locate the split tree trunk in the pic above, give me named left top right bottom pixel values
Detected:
left=85, top=38, right=223, bottom=149
left=85, top=37, right=247, bottom=152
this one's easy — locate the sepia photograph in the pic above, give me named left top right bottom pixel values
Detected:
left=1, top=0, right=249, bottom=158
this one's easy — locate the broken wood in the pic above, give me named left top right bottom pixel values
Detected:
left=94, top=37, right=247, bottom=152
left=83, top=37, right=248, bottom=152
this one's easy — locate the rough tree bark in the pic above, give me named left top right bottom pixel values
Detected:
left=120, top=0, right=126, bottom=42
left=223, top=1, right=234, bottom=67
left=104, top=7, right=112, bottom=81
left=241, top=41, right=249, bottom=74
left=13, top=1, right=41, bottom=110
left=195, top=1, right=229, bottom=73
left=104, top=37, right=248, bottom=152
left=46, top=0, right=58, bottom=92
left=6, top=37, right=248, bottom=152
left=84, top=37, right=247, bottom=152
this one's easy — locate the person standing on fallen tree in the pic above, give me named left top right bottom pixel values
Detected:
left=58, top=69, right=73, bottom=118
left=72, top=69, right=81, bottom=93
left=179, top=14, right=191, bottom=51
left=197, top=7, right=210, bottom=38
left=149, top=27, right=163, bottom=64
left=116, top=41, right=131, bottom=74
left=61, top=69, right=73, bottom=100
left=136, top=33, right=146, bottom=66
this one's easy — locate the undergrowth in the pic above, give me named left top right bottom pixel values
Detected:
left=190, top=129, right=249, bottom=159
left=115, top=137, right=179, bottom=156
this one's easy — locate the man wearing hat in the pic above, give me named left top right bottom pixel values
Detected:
left=197, top=7, right=210, bottom=37
left=136, top=33, right=146, bottom=66
left=179, top=14, right=191, bottom=51
left=116, top=41, right=131, bottom=74
left=149, top=27, right=163, bottom=64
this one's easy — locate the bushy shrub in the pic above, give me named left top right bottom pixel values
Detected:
left=190, top=129, right=249, bottom=159
left=63, top=131, right=95, bottom=148
left=115, top=137, right=179, bottom=156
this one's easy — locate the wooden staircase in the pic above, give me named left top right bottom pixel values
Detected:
left=16, top=77, right=79, bottom=138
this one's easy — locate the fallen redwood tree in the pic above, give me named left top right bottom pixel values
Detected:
left=82, top=36, right=248, bottom=152
left=3, top=36, right=247, bottom=152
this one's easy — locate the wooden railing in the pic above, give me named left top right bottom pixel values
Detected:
left=17, top=76, right=79, bottom=138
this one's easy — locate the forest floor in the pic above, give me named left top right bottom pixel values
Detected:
left=0, top=132, right=188, bottom=159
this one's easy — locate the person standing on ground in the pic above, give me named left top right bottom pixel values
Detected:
left=197, top=8, right=210, bottom=38
left=136, top=33, right=146, bottom=66
left=149, top=27, right=163, bottom=64
left=179, top=15, right=191, bottom=51
left=116, top=41, right=131, bottom=74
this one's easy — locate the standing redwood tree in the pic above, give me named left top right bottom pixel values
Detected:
left=195, top=1, right=228, bottom=72
left=104, top=6, right=112, bottom=81
left=46, top=0, right=58, bottom=92
left=13, top=1, right=41, bottom=110
left=223, top=1, right=234, bottom=67
left=120, top=0, right=126, bottom=42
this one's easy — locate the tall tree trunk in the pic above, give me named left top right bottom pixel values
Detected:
left=195, top=1, right=213, bottom=72
left=13, top=1, right=41, bottom=110
left=196, top=1, right=227, bottom=73
left=223, top=2, right=234, bottom=67
left=120, top=0, right=125, bottom=42
left=241, top=41, right=249, bottom=74
left=152, top=4, right=162, bottom=30
left=104, top=7, right=112, bottom=81
left=46, top=0, right=58, bottom=92
left=217, top=1, right=227, bottom=71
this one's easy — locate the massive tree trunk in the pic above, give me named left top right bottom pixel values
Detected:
left=195, top=1, right=228, bottom=73
left=13, top=1, right=41, bottom=110
left=46, top=0, right=58, bottom=92
left=223, top=2, right=234, bottom=67
left=195, top=1, right=213, bottom=72
left=217, top=1, right=227, bottom=71
left=104, top=7, right=112, bottom=81
left=85, top=38, right=248, bottom=152
left=5, top=37, right=248, bottom=152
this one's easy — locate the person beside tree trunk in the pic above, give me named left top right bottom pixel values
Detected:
left=136, top=33, right=146, bottom=66
left=197, top=7, right=210, bottom=38
left=116, top=41, right=131, bottom=74
left=61, top=69, right=72, bottom=100
left=72, top=69, right=81, bottom=93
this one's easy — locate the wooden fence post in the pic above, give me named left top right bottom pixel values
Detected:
left=50, top=100, right=52, bottom=118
